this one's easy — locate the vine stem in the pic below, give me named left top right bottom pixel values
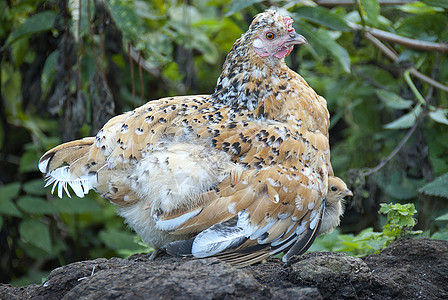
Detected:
left=128, top=44, right=136, bottom=106
left=404, top=70, right=426, bottom=106
left=76, top=0, right=82, bottom=93
left=138, top=51, right=144, bottom=105
left=361, top=119, right=420, bottom=177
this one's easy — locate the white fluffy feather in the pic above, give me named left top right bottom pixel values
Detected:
left=44, top=166, right=93, bottom=198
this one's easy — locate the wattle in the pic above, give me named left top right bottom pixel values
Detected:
left=274, top=46, right=293, bottom=58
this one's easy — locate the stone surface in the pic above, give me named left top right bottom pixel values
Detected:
left=1, top=238, right=447, bottom=299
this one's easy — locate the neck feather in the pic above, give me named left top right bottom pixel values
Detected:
left=211, top=35, right=292, bottom=119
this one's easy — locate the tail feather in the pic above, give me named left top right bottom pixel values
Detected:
left=44, top=166, right=94, bottom=198
left=39, top=137, right=96, bottom=198
left=39, top=137, right=95, bottom=173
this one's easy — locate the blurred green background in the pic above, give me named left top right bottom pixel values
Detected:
left=1, top=0, right=447, bottom=285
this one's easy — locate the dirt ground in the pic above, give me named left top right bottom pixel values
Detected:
left=1, top=238, right=447, bottom=299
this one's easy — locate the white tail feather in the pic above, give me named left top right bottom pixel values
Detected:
left=191, top=210, right=257, bottom=258
left=44, top=166, right=93, bottom=198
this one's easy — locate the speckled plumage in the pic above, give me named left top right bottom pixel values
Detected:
left=39, top=10, right=346, bottom=266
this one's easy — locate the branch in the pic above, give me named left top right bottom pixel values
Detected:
left=363, top=32, right=448, bottom=93
left=361, top=118, right=420, bottom=177
left=349, top=23, right=448, bottom=54
left=316, top=0, right=417, bottom=7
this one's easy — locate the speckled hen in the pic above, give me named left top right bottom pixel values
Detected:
left=39, top=10, right=347, bottom=267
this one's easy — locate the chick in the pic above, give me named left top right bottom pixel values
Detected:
left=319, top=176, right=353, bottom=234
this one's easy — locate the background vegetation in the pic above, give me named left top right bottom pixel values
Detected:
left=1, top=0, right=447, bottom=285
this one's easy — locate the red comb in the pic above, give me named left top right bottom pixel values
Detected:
left=283, top=16, right=294, bottom=32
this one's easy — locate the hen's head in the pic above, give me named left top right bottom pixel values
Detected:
left=212, top=10, right=308, bottom=108
left=247, top=10, right=307, bottom=59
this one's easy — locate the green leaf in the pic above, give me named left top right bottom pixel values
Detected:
left=52, top=196, right=101, bottom=214
left=17, top=196, right=57, bottom=214
left=4, top=11, right=57, bottom=48
left=193, top=31, right=218, bottom=64
left=0, top=182, right=22, bottom=217
left=361, top=0, right=380, bottom=26
left=69, top=0, right=93, bottom=41
left=19, top=219, right=52, bottom=253
left=429, top=109, right=448, bottom=126
left=314, top=28, right=351, bottom=73
left=419, top=173, right=448, bottom=198
left=0, top=182, right=21, bottom=201
left=398, top=2, right=445, bottom=13
left=293, top=6, right=350, bottom=31
left=384, top=105, right=422, bottom=129
left=396, top=13, right=447, bottom=39
left=375, top=90, right=413, bottom=109
left=226, top=0, right=263, bottom=17
left=23, top=179, right=48, bottom=196
left=41, top=50, right=58, bottom=96
left=19, top=149, right=40, bottom=173
left=2, top=63, right=22, bottom=117
left=436, top=212, right=448, bottom=221
left=0, top=199, right=22, bottom=217
left=421, top=0, right=448, bottom=9
left=383, top=176, right=420, bottom=200
left=99, top=228, right=142, bottom=251
left=298, top=21, right=350, bottom=72
left=432, top=228, right=448, bottom=241
left=11, top=37, right=29, bottom=67
left=105, top=0, right=144, bottom=42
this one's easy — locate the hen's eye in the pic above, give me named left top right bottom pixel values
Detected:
left=330, top=186, right=338, bottom=192
left=266, top=32, right=275, bottom=40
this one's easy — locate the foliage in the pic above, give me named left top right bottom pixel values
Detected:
left=311, top=203, right=423, bottom=256
left=1, top=0, right=448, bottom=286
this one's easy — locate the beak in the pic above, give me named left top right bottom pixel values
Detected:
left=342, top=189, right=353, bottom=197
left=286, top=32, right=308, bottom=46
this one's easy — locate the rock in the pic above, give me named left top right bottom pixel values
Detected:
left=287, top=252, right=372, bottom=299
left=364, top=238, right=448, bottom=300
left=1, top=238, right=447, bottom=299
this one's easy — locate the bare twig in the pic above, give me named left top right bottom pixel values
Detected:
left=363, top=32, right=448, bottom=93
left=350, top=23, right=448, bottom=54
left=316, top=0, right=417, bottom=7
left=129, top=46, right=160, bottom=77
left=410, top=69, right=448, bottom=93
left=361, top=118, right=420, bottom=177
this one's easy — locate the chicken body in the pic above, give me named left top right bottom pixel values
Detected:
left=39, top=10, right=341, bottom=266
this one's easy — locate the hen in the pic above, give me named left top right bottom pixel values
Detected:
left=39, top=10, right=344, bottom=266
